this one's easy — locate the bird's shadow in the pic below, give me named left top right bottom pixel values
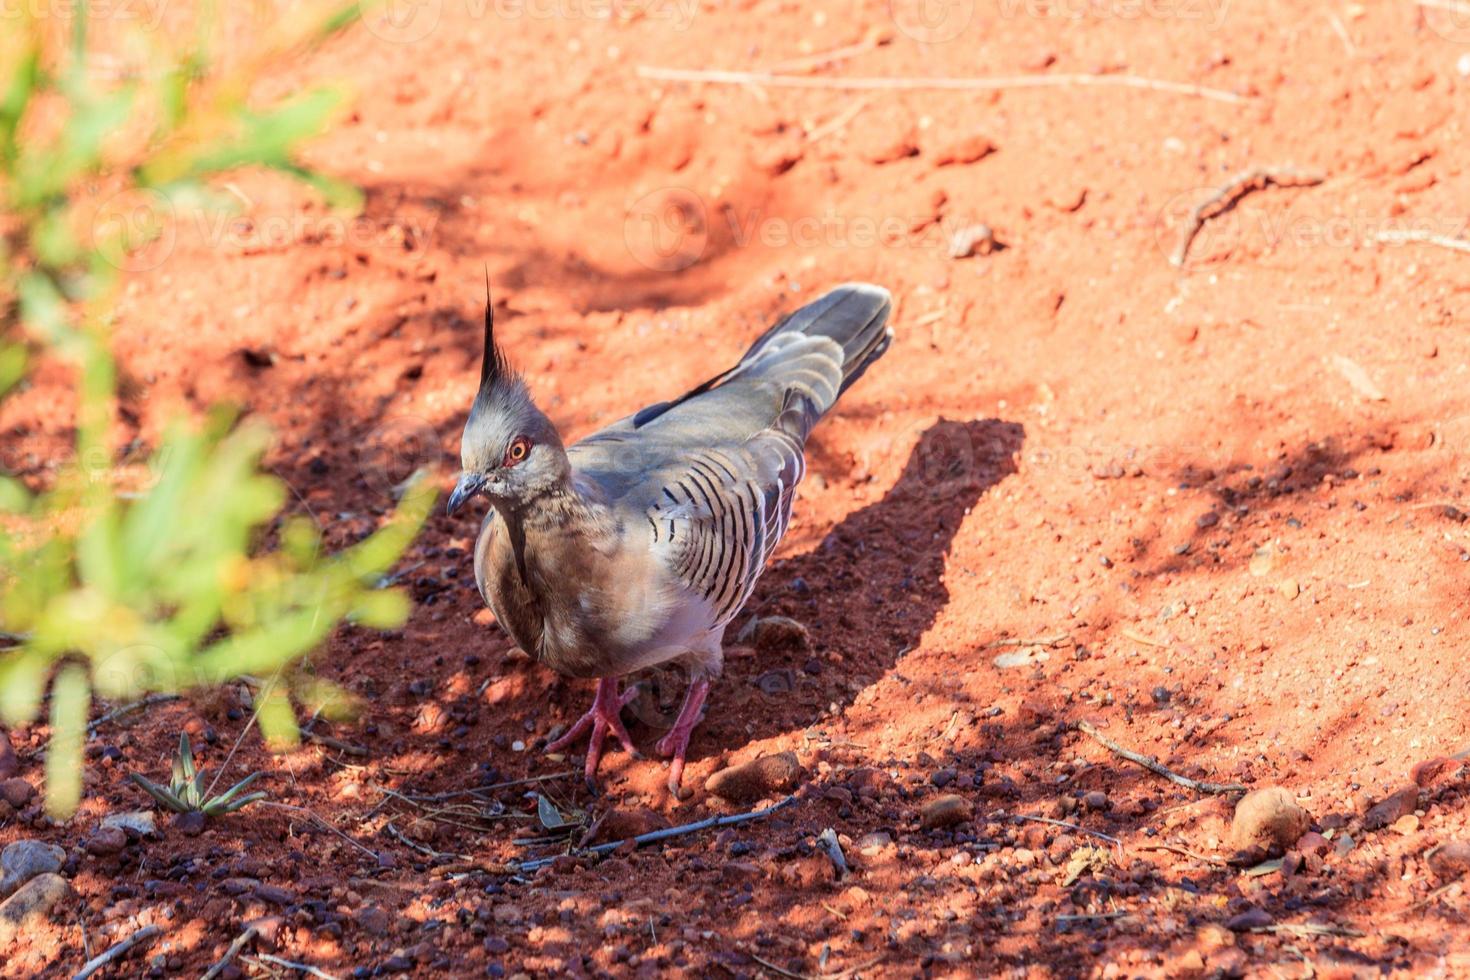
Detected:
left=606, top=417, right=1025, bottom=769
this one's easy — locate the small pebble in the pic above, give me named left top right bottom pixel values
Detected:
left=1231, top=787, right=1310, bottom=855
left=1428, top=841, right=1470, bottom=880
left=920, top=795, right=973, bottom=830
left=705, top=752, right=801, bottom=802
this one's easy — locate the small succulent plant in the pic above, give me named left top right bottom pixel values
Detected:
left=128, top=733, right=267, bottom=817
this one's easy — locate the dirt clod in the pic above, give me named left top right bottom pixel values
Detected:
left=920, top=794, right=974, bottom=830
left=0, top=780, right=33, bottom=810
left=735, top=616, right=811, bottom=654
left=1427, top=841, right=1470, bottom=881
left=704, top=752, right=801, bottom=802
left=934, top=135, right=995, bottom=167
left=1364, top=785, right=1419, bottom=830
left=1230, top=787, right=1311, bottom=854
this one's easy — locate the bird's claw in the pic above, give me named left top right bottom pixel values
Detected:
left=545, top=678, right=640, bottom=790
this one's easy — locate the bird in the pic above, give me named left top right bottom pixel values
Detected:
left=447, top=282, right=893, bottom=794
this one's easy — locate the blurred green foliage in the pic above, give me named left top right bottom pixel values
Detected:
left=0, top=1, right=432, bottom=817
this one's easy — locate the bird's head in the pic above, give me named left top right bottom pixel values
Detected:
left=448, top=285, right=568, bottom=515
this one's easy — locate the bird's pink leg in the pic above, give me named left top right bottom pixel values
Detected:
left=655, top=677, right=711, bottom=794
left=546, top=678, right=641, bottom=789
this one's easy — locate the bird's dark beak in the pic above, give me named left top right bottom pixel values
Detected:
left=447, top=472, right=488, bottom=515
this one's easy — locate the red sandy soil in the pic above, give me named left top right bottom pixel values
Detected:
left=4, top=1, right=1470, bottom=976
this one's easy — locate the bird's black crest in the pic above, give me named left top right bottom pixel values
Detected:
left=479, top=268, right=511, bottom=391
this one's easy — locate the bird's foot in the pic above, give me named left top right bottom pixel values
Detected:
left=654, top=678, right=711, bottom=796
left=546, top=678, right=641, bottom=791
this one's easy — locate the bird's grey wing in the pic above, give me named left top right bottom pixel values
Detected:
left=632, top=391, right=817, bottom=631
left=569, top=284, right=891, bottom=500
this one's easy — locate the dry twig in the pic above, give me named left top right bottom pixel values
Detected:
left=518, top=795, right=798, bottom=872
left=985, top=633, right=1071, bottom=650
left=1170, top=167, right=1324, bottom=267
left=1371, top=229, right=1470, bottom=255
left=201, top=925, right=259, bottom=980
left=242, top=953, right=343, bottom=980
left=87, top=694, right=181, bottom=735
left=636, top=66, right=1248, bottom=104
left=1077, top=721, right=1246, bottom=794
left=1011, top=814, right=1122, bottom=850
left=261, top=802, right=381, bottom=861
left=71, top=924, right=161, bottom=980
left=1137, top=841, right=1229, bottom=866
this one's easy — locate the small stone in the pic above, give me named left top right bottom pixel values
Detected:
left=1196, top=923, right=1234, bottom=951
left=0, top=779, right=34, bottom=809
left=865, top=131, right=919, bottom=164
left=1295, top=832, right=1330, bottom=857
left=85, top=827, right=128, bottom=857
left=1427, top=841, right=1470, bottom=881
left=173, top=811, right=207, bottom=836
left=102, top=811, right=158, bottom=836
left=356, top=906, right=392, bottom=936
left=856, top=832, right=893, bottom=855
left=735, top=616, right=811, bottom=653
left=1363, top=785, right=1418, bottom=830
left=0, top=841, right=65, bottom=898
left=948, top=223, right=997, bottom=259
left=383, top=954, right=414, bottom=973
left=1230, top=787, right=1311, bottom=855
left=246, top=915, right=284, bottom=948
left=0, top=873, right=73, bottom=945
left=255, top=885, right=296, bottom=906
left=934, top=134, right=995, bottom=167
left=1083, top=791, right=1110, bottom=811
left=930, top=768, right=957, bottom=788
left=1211, top=948, right=1249, bottom=978
left=1224, top=907, right=1273, bottom=931
left=705, top=752, right=801, bottom=802
left=920, top=794, right=973, bottom=831
left=1392, top=814, right=1420, bottom=836
left=1278, top=578, right=1300, bottom=600
left=1175, top=950, right=1206, bottom=975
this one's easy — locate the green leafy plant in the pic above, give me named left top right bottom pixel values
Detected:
left=0, top=3, right=431, bottom=818
left=129, top=732, right=267, bottom=817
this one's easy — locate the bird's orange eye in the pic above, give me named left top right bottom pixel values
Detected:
left=504, top=437, right=531, bottom=466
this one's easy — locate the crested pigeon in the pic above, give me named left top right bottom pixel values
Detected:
left=448, top=283, right=893, bottom=793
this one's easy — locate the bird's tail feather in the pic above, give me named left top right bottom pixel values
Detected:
left=740, top=283, right=893, bottom=397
